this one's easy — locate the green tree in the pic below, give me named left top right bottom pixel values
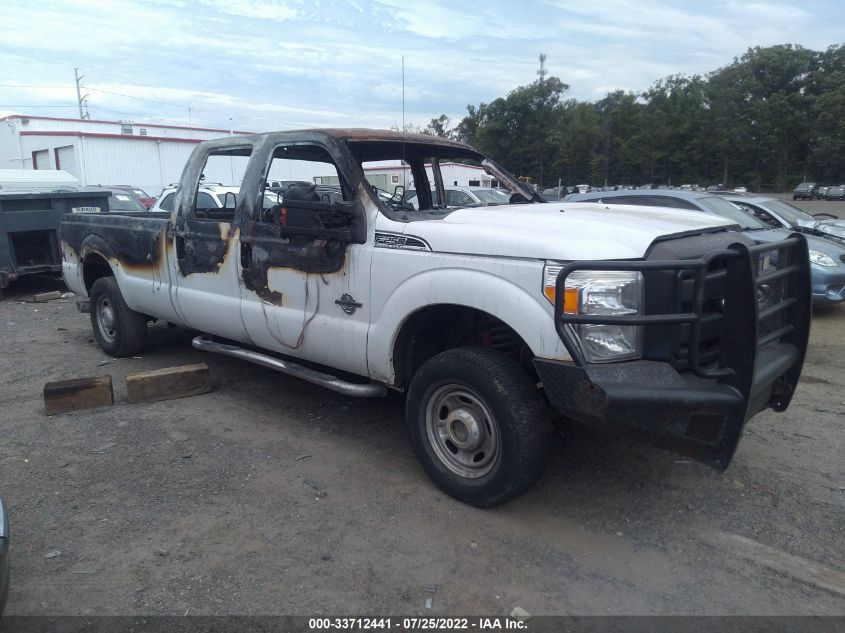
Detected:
left=453, top=44, right=835, bottom=192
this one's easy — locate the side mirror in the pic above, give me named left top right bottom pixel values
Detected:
left=393, top=185, right=405, bottom=200
left=223, top=192, right=236, bottom=209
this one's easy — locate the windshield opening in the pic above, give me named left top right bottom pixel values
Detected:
left=350, top=140, right=537, bottom=218
left=696, top=196, right=768, bottom=229
left=760, top=199, right=817, bottom=225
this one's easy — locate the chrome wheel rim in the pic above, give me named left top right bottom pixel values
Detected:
left=96, top=296, right=116, bottom=343
left=424, top=384, right=500, bottom=479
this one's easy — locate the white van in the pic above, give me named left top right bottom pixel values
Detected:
left=0, top=169, right=79, bottom=193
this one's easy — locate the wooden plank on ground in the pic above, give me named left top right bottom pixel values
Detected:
left=44, top=376, right=114, bottom=416
left=706, top=530, right=845, bottom=598
left=126, top=363, right=212, bottom=404
left=33, top=290, right=63, bottom=302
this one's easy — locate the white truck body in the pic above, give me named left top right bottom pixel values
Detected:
left=59, top=129, right=811, bottom=506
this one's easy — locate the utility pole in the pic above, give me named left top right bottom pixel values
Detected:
left=537, top=53, right=548, bottom=187
left=74, top=68, right=89, bottom=120
left=537, top=53, right=547, bottom=83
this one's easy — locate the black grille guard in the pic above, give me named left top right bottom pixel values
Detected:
left=553, top=234, right=811, bottom=395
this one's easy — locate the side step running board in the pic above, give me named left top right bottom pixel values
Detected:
left=192, top=335, right=387, bottom=398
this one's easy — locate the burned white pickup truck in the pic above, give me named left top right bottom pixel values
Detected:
left=60, top=129, right=811, bottom=506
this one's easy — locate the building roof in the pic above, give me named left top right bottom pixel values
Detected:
left=0, top=113, right=252, bottom=135
left=19, top=130, right=204, bottom=144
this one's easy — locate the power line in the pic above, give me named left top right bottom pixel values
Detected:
left=0, top=105, right=79, bottom=108
left=86, top=85, right=208, bottom=112
left=0, top=80, right=312, bottom=128
left=0, top=83, right=66, bottom=88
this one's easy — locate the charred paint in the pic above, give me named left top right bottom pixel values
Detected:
left=240, top=219, right=347, bottom=305
left=174, top=219, right=234, bottom=276
left=60, top=212, right=169, bottom=272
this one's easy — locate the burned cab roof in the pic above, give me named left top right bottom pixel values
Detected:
left=220, top=128, right=482, bottom=162
left=323, top=129, right=481, bottom=162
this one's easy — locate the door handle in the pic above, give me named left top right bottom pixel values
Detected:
left=241, top=242, right=252, bottom=269
left=174, top=233, right=186, bottom=259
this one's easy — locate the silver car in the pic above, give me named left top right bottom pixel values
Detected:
left=405, top=186, right=510, bottom=209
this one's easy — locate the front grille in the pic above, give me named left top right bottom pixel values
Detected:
left=672, top=260, right=728, bottom=370
left=752, top=244, right=802, bottom=347
left=670, top=241, right=802, bottom=374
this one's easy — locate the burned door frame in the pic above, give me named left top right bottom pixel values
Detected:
left=167, top=142, right=254, bottom=342
left=234, top=138, right=374, bottom=376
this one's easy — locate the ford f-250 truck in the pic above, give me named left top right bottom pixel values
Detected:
left=60, top=129, right=811, bottom=506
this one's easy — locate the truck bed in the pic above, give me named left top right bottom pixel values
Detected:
left=60, top=211, right=171, bottom=271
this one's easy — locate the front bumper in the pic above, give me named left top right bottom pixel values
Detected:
left=536, top=342, right=797, bottom=468
left=812, top=276, right=845, bottom=304
left=540, top=234, right=811, bottom=469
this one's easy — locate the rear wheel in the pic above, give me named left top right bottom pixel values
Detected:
left=89, top=277, right=147, bottom=357
left=406, top=347, right=553, bottom=507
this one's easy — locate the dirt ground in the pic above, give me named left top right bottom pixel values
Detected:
left=1, top=246, right=844, bottom=616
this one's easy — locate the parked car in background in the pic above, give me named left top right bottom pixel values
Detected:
left=0, top=496, right=8, bottom=615
left=818, top=186, right=830, bottom=199
left=824, top=185, right=845, bottom=201
left=266, top=179, right=300, bottom=194
left=709, top=190, right=748, bottom=197
left=566, top=189, right=845, bottom=305
left=540, top=186, right=568, bottom=201
left=725, top=195, right=845, bottom=305
left=733, top=186, right=748, bottom=193
left=153, top=184, right=278, bottom=214
left=80, top=187, right=148, bottom=212
left=404, top=186, right=510, bottom=209
left=107, top=185, right=156, bottom=209
left=793, top=182, right=819, bottom=200
left=724, top=195, right=845, bottom=243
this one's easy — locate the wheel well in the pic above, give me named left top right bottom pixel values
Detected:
left=82, top=252, right=113, bottom=293
left=392, top=305, right=535, bottom=388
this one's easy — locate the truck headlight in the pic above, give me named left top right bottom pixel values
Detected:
left=809, top=250, right=836, bottom=267
left=544, top=266, right=643, bottom=362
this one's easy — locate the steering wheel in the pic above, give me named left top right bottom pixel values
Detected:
left=374, top=186, right=415, bottom=211
left=262, top=191, right=283, bottom=223
left=813, top=212, right=838, bottom=220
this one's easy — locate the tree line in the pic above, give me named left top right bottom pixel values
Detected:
left=420, top=44, right=845, bottom=192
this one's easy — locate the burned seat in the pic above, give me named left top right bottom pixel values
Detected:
left=280, top=182, right=321, bottom=228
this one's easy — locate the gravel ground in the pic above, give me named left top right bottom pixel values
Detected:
left=0, top=270, right=844, bottom=617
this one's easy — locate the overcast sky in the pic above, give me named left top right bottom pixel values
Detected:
left=1, top=0, right=843, bottom=132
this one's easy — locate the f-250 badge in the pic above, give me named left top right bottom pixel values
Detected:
left=335, top=293, right=363, bottom=315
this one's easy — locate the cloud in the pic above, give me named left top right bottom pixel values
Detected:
left=0, top=0, right=842, bottom=132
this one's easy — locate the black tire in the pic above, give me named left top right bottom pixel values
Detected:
left=405, top=347, right=553, bottom=507
left=89, top=277, right=147, bottom=357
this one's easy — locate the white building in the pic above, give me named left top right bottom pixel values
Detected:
left=361, top=161, right=495, bottom=193
left=0, top=115, right=495, bottom=197
left=0, top=114, right=251, bottom=196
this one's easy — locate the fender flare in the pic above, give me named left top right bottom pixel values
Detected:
left=79, top=233, right=119, bottom=265
left=367, top=267, right=570, bottom=384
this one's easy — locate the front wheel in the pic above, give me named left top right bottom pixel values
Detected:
left=89, top=277, right=148, bottom=357
left=405, top=347, right=553, bottom=507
